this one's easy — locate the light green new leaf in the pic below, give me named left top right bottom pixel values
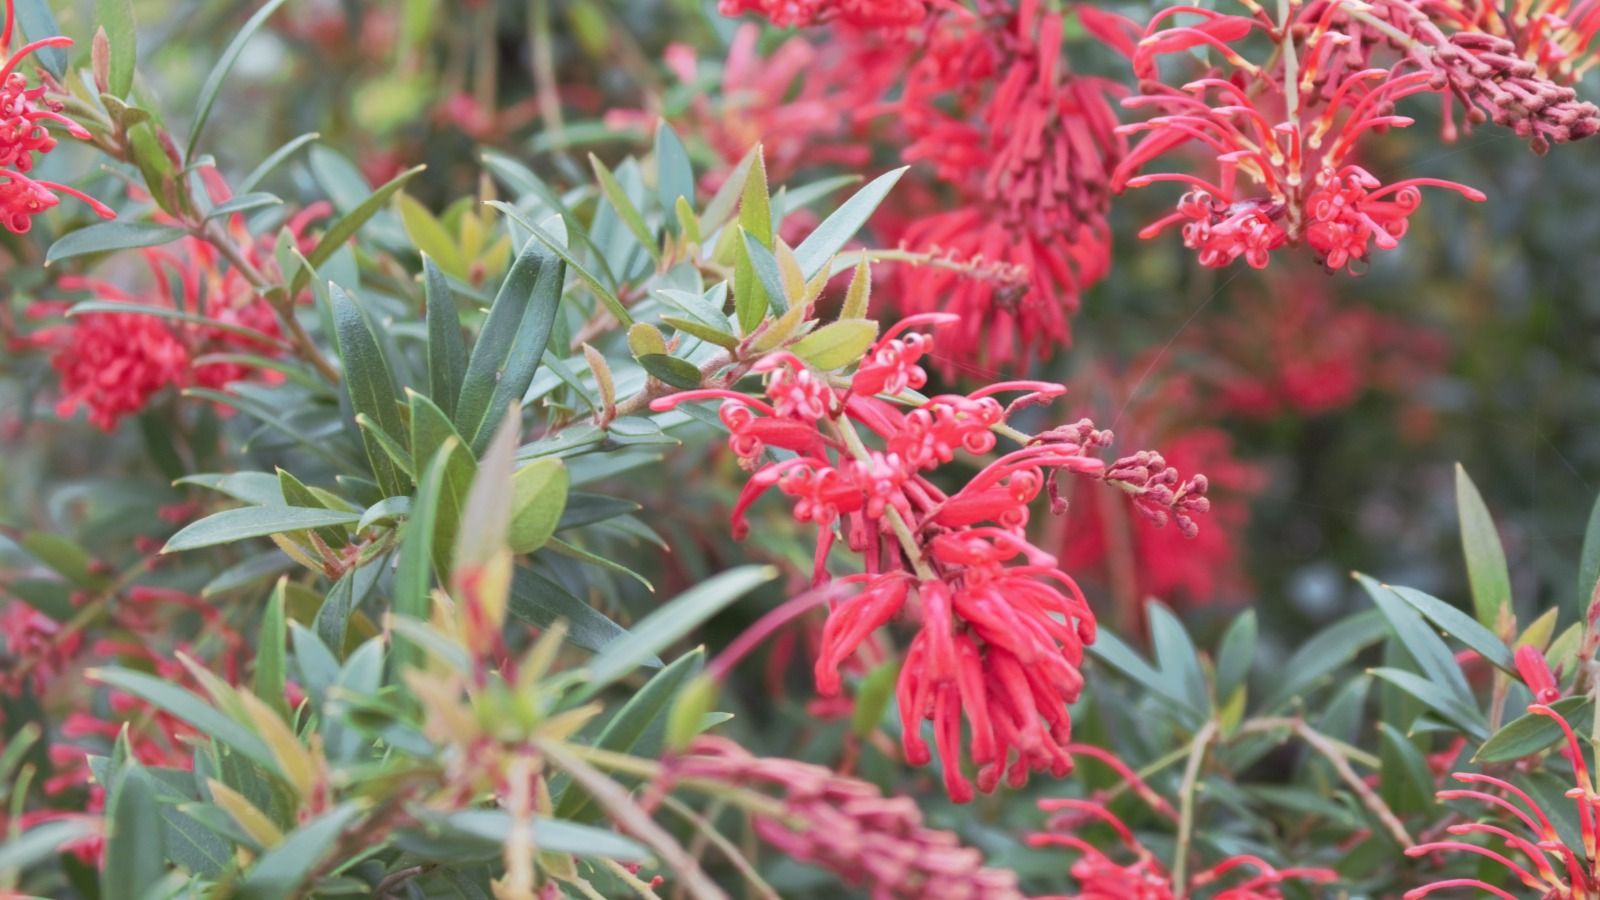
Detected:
left=95, top=0, right=136, bottom=98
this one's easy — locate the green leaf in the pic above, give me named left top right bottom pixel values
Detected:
left=277, top=468, right=350, bottom=548
left=69, top=300, right=281, bottom=346
left=654, top=122, right=695, bottom=220
left=1368, top=667, right=1488, bottom=739
left=1377, top=721, right=1435, bottom=816
left=852, top=660, right=900, bottom=739
left=95, top=0, right=136, bottom=98
left=637, top=353, right=702, bottom=389
left=1457, top=464, right=1512, bottom=629
left=424, top=256, right=468, bottom=419
left=555, top=649, right=703, bottom=820
left=590, top=154, right=659, bottom=262
left=791, top=319, right=879, bottom=371
left=255, top=579, right=289, bottom=719
left=455, top=238, right=565, bottom=453
left=582, top=566, right=776, bottom=692
left=164, top=506, right=359, bottom=552
left=1358, top=574, right=1475, bottom=704
left=88, top=669, right=277, bottom=771
left=793, top=166, right=908, bottom=278
left=1148, top=601, right=1209, bottom=713
left=185, top=0, right=291, bottom=162
left=739, top=146, right=773, bottom=247
left=331, top=283, right=410, bottom=497
left=1088, top=630, right=1194, bottom=712
left=1262, top=609, right=1388, bottom=712
left=288, top=165, right=426, bottom=299
left=102, top=763, right=166, bottom=900
left=11, top=0, right=67, bottom=77
left=204, top=192, right=283, bottom=221
left=509, top=458, right=568, bottom=553
left=1214, top=610, right=1257, bottom=702
left=507, top=567, right=636, bottom=655
left=394, top=445, right=450, bottom=652
left=740, top=228, right=787, bottom=315
left=0, top=820, right=95, bottom=872
left=665, top=674, right=716, bottom=752
left=398, top=193, right=467, bottom=279
left=486, top=201, right=632, bottom=326
left=700, top=144, right=757, bottom=235
left=409, top=397, right=476, bottom=574
left=1581, top=491, right=1600, bottom=616
left=20, top=532, right=103, bottom=589
left=46, top=222, right=184, bottom=265
left=1383, top=583, right=1515, bottom=673
left=660, top=314, right=738, bottom=350
left=1475, top=697, right=1592, bottom=762
left=236, top=803, right=364, bottom=899
left=238, top=132, right=320, bottom=194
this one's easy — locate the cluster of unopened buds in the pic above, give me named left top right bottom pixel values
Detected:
left=1116, top=0, right=1599, bottom=272
left=654, top=315, right=1211, bottom=802
left=0, top=0, right=112, bottom=233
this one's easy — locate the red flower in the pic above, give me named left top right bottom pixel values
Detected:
left=890, top=5, right=1127, bottom=372
left=1030, top=748, right=1338, bottom=898
left=717, top=0, right=926, bottom=29
left=1116, top=0, right=1493, bottom=272
left=1405, top=704, right=1597, bottom=898
left=654, top=317, right=1210, bottom=801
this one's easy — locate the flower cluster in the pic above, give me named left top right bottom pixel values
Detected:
left=1113, top=0, right=1600, bottom=271
left=1029, top=745, right=1338, bottom=898
left=885, top=4, right=1129, bottom=372
left=654, top=735, right=1023, bottom=898
left=0, top=0, right=112, bottom=232
left=718, top=0, right=926, bottom=29
left=17, top=201, right=325, bottom=429
left=654, top=316, right=1210, bottom=801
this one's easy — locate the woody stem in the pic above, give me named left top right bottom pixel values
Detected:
left=1172, top=720, right=1218, bottom=897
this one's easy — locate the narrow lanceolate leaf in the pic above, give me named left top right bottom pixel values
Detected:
left=582, top=566, right=776, bottom=692
left=95, top=0, right=136, bottom=98
left=1475, top=696, right=1593, bottom=762
left=239, top=132, right=320, bottom=194
left=393, top=445, right=450, bottom=674
left=86, top=669, right=277, bottom=771
left=186, top=0, right=291, bottom=162
left=101, top=764, right=165, bottom=900
left=507, top=568, right=636, bottom=655
left=254, top=579, right=290, bottom=719
left=1358, top=574, right=1475, bottom=705
left=454, top=239, right=565, bottom=452
left=423, top=256, right=467, bottom=418
left=1456, top=464, right=1512, bottom=630
left=793, top=166, right=909, bottom=278
left=47, top=222, right=184, bottom=265
left=164, top=506, right=360, bottom=552
left=791, top=319, right=879, bottom=371
left=1579, top=490, right=1600, bottom=615
left=555, top=649, right=704, bottom=821
left=288, top=165, right=426, bottom=298
left=235, top=803, right=364, bottom=899
left=409, top=395, right=476, bottom=574
left=203, top=192, right=283, bottom=220
left=655, top=122, right=695, bottom=220
left=1384, top=583, right=1515, bottom=673
left=733, top=148, right=774, bottom=334
left=331, top=284, right=411, bottom=496
left=590, top=154, right=659, bottom=262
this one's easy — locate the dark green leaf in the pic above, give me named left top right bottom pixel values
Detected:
left=582, top=566, right=775, bottom=692
left=1358, top=574, right=1474, bottom=704
left=654, top=122, right=694, bottom=220
left=185, top=0, right=291, bottom=162
left=235, top=803, right=363, bottom=899
left=455, top=239, right=565, bottom=452
left=11, top=0, right=66, bottom=77
left=203, top=192, right=283, bottom=221
left=164, top=506, right=359, bottom=552
left=288, top=165, right=426, bottom=298
left=331, top=283, right=410, bottom=496
left=1147, top=601, right=1210, bottom=713
left=1214, top=610, right=1256, bottom=702
left=637, top=353, right=702, bottom=389
left=255, top=579, right=289, bottom=719
left=1368, top=667, right=1488, bottom=739
left=1581, top=491, right=1600, bottom=617
left=793, top=166, right=908, bottom=278
left=102, top=763, right=166, bottom=900
left=47, top=222, right=184, bottom=265
left=88, top=669, right=276, bottom=771
left=1262, top=609, right=1388, bottom=712
left=508, top=567, right=636, bottom=655
left=1475, top=697, right=1592, bottom=762
left=424, top=256, right=468, bottom=419
left=1384, top=583, right=1515, bottom=673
